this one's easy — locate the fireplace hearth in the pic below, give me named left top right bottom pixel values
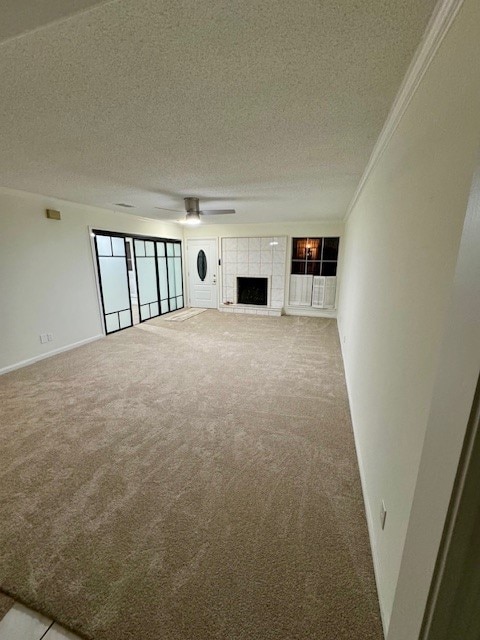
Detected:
left=237, top=277, right=268, bottom=306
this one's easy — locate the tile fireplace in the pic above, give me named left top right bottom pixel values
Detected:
left=220, top=236, right=286, bottom=316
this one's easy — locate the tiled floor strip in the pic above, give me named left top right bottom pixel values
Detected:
left=0, top=603, right=81, bottom=640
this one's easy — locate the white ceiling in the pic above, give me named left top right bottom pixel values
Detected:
left=0, top=0, right=437, bottom=223
left=0, top=0, right=111, bottom=43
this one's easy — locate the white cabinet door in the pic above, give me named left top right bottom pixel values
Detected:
left=312, top=276, right=336, bottom=309
left=289, top=275, right=313, bottom=306
left=312, top=276, right=325, bottom=307
left=324, top=276, right=337, bottom=309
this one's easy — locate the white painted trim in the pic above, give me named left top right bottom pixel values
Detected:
left=338, top=327, right=388, bottom=635
left=0, top=335, right=104, bottom=376
left=284, top=306, right=337, bottom=319
left=344, top=0, right=465, bottom=221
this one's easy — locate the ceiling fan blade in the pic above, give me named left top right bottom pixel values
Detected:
left=200, top=209, right=236, bottom=215
left=154, top=206, right=183, bottom=212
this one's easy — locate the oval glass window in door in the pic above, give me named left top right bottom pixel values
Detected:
left=197, top=250, right=207, bottom=281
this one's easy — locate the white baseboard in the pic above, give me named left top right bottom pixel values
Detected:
left=285, top=306, right=337, bottom=318
left=337, top=322, right=388, bottom=636
left=0, top=334, right=104, bottom=375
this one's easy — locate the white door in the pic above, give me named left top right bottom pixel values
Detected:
left=187, top=238, right=218, bottom=308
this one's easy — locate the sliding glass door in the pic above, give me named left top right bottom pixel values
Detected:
left=95, top=234, right=133, bottom=334
left=93, top=231, right=184, bottom=334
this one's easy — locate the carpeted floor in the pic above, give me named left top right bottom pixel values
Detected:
left=162, top=308, right=207, bottom=322
left=0, top=311, right=383, bottom=639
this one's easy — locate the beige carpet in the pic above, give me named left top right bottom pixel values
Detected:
left=0, top=311, right=383, bottom=639
left=161, top=308, right=207, bottom=322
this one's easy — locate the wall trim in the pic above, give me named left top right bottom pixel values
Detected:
left=344, top=0, right=465, bottom=221
left=0, top=335, right=104, bottom=376
left=337, top=321, right=388, bottom=635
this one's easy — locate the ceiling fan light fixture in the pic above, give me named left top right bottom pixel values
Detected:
left=185, top=211, right=201, bottom=225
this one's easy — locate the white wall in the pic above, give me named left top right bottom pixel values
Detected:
left=0, top=188, right=181, bottom=372
left=183, top=221, right=344, bottom=240
left=337, top=0, right=480, bottom=633
left=388, top=161, right=480, bottom=640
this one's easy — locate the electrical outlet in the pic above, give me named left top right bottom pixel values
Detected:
left=39, top=334, right=48, bottom=344
left=380, top=501, right=387, bottom=530
left=47, top=333, right=53, bottom=342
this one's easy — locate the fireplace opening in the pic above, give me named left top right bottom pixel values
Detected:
left=237, top=277, right=268, bottom=306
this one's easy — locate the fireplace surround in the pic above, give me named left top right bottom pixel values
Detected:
left=220, top=236, right=286, bottom=316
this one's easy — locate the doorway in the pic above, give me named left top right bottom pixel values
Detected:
left=186, top=238, right=218, bottom=308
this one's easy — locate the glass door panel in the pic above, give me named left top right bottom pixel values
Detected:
left=134, top=239, right=160, bottom=321
left=165, top=241, right=184, bottom=312
left=95, top=234, right=132, bottom=334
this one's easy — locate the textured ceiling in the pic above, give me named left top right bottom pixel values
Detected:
left=0, top=0, right=437, bottom=223
left=0, top=0, right=111, bottom=43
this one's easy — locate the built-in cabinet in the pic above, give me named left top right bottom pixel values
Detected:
left=289, top=237, right=339, bottom=309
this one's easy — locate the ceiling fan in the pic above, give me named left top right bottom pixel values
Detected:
left=156, top=197, right=236, bottom=225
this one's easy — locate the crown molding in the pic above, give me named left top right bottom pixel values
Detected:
left=344, top=0, right=465, bottom=221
